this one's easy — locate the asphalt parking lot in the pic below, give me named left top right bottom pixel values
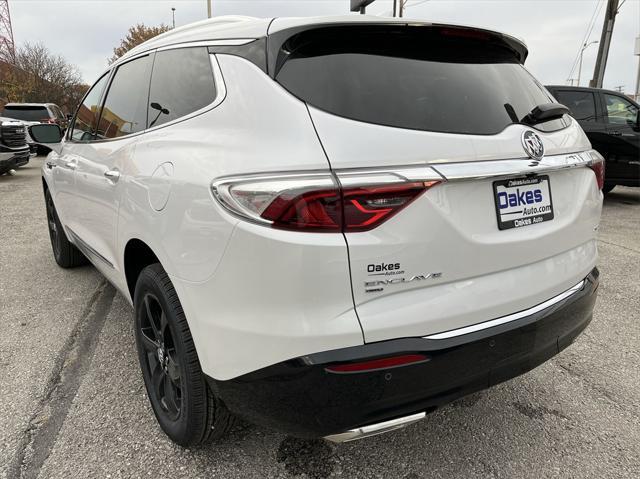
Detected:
left=1, top=156, right=639, bottom=479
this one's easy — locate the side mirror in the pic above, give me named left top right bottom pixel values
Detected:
left=66, top=114, right=73, bottom=121
left=29, top=124, right=63, bottom=144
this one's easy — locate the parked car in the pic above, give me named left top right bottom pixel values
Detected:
left=1, top=102, right=68, bottom=130
left=0, top=117, right=30, bottom=175
left=2, top=103, right=69, bottom=155
left=29, top=16, right=603, bottom=447
left=546, top=86, right=640, bottom=193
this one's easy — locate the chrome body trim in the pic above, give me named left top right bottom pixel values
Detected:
left=431, top=150, right=602, bottom=183
left=67, top=228, right=114, bottom=269
left=424, top=279, right=586, bottom=340
left=336, top=165, right=444, bottom=188
left=324, top=412, right=426, bottom=443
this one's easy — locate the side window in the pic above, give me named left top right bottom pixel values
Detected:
left=97, top=55, right=153, bottom=139
left=554, top=90, right=597, bottom=122
left=147, top=47, right=216, bottom=128
left=604, top=94, right=639, bottom=125
left=70, top=73, right=110, bottom=142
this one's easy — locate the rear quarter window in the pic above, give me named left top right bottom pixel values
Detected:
left=274, top=25, right=567, bottom=135
left=147, top=47, right=216, bottom=128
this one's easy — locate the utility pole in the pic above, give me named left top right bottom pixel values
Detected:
left=577, top=41, right=598, bottom=87
left=399, top=0, right=406, bottom=17
left=350, top=0, right=375, bottom=14
left=207, top=0, right=212, bottom=18
left=634, top=36, right=640, bottom=101
left=590, top=0, right=620, bottom=88
left=171, top=7, right=176, bottom=29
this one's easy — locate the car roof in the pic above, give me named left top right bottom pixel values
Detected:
left=117, top=14, right=528, bottom=67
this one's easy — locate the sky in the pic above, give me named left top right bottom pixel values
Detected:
left=6, top=0, right=640, bottom=93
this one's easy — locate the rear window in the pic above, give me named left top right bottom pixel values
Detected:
left=274, top=26, right=566, bottom=135
left=1, top=106, right=50, bottom=122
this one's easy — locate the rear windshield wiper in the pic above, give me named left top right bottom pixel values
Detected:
left=520, top=103, right=570, bottom=126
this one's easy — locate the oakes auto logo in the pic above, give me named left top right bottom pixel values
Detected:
left=497, top=187, right=544, bottom=209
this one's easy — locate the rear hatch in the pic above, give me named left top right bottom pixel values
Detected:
left=270, top=23, right=603, bottom=341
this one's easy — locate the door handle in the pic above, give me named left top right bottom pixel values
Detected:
left=608, top=131, right=622, bottom=136
left=63, top=159, right=77, bottom=170
left=104, top=169, right=120, bottom=183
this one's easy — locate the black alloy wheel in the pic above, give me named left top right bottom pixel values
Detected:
left=139, top=292, right=183, bottom=420
left=134, top=264, right=236, bottom=447
left=44, top=188, right=87, bottom=268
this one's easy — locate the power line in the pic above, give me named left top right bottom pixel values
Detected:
left=567, top=0, right=605, bottom=83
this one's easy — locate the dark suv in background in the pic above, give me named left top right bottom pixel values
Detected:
left=546, top=86, right=639, bottom=193
left=1, top=103, right=68, bottom=130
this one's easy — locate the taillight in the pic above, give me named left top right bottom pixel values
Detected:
left=325, top=354, right=429, bottom=373
left=212, top=168, right=442, bottom=232
left=586, top=149, right=605, bottom=190
left=261, top=188, right=342, bottom=231
left=341, top=182, right=439, bottom=232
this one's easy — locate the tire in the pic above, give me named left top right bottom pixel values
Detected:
left=44, top=188, right=88, bottom=268
left=603, top=183, right=616, bottom=194
left=134, top=264, right=236, bottom=447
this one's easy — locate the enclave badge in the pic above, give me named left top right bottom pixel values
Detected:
left=521, top=130, right=544, bottom=160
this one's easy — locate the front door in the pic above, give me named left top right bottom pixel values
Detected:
left=53, top=73, right=111, bottom=229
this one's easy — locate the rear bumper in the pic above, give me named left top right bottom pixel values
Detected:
left=208, top=268, right=599, bottom=438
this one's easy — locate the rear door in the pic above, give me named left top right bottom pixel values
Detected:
left=272, top=24, right=601, bottom=341
left=71, top=53, right=153, bottom=286
left=602, top=92, right=640, bottom=184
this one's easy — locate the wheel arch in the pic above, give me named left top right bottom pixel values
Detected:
left=123, top=238, right=162, bottom=302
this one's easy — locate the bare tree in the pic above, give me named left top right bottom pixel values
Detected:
left=1, top=42, right=87, bottom=113
left=110, top=23, right=170, bottom=64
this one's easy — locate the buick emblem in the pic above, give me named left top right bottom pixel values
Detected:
left=521, top=130, right=544, bottom=160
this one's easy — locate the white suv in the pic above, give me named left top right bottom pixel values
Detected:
left=30, top=16, right=603, bottom=446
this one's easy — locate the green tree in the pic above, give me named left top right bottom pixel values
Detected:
left=110, top=23, right=171, bottom=64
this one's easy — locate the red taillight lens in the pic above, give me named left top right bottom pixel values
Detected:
left=260, top=181, right=439, bottom=232
left=589, top=160, right=605, bottom=190
left=325, top=354, right=429, bottom=373
left=261, top=189, right=342, bottom=231
left=342, top=182, right=438, bottom=232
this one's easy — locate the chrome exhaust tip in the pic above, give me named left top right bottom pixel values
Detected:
left=324, top=412, right=426, bottom=443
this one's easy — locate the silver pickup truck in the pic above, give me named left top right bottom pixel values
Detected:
left=0, top=117, right=30, bottom=175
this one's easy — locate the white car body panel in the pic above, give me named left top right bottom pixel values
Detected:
left=41, top=16, right=602, bottom=383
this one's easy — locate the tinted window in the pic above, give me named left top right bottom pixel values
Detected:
left=1, top=106, right=50, bottom=122
left=604, top=94, right=638, bottom=125
left=553, top=90, right=597, bottom=122
left=275, top=26, right=565, bottom=135
left=97, top=55, right=153, bottom=139
left=52, top=105, right=65, bottom=119
left=70, top=74, right=110, bottom=142
left=147, top=47, right=215, bottom=128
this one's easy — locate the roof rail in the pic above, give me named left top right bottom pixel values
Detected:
left=154, top=15, right=258, bottom=40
